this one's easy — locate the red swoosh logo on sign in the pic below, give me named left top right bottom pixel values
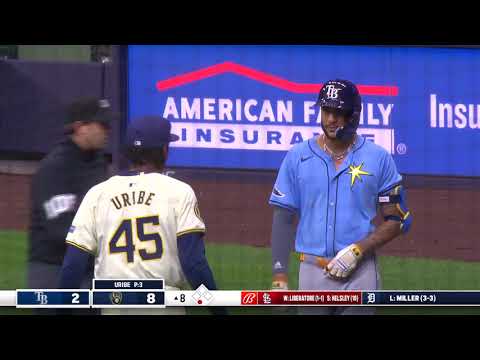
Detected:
left=156, top=61, right=399, bottom=96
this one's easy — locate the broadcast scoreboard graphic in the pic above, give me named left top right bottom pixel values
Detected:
left=3, top=280, right=480, bottom=308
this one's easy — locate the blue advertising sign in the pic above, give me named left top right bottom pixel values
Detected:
left=127, top=45, right=480, bottom=176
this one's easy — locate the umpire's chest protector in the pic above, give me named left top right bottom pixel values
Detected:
left=270, top=136, right=402, bottom=258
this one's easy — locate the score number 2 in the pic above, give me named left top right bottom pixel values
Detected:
left=72, top=293, right=80, bottom=304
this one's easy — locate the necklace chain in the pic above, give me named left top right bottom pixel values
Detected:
left=322, top=134, right=354, bottom=161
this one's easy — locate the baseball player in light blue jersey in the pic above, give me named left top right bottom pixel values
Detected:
left=269, top=79, right=412, bottom=315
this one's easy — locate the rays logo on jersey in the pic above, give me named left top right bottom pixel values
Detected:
left=347, top=163, right=372, bottom=187
left=272, top=187, right=285, bottom=198
left=110, top=292, right=123, bottom=305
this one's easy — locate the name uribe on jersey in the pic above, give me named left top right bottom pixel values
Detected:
left=58, top=115, right=227, bottom=315
left=110, top=189, right=156, bottom=209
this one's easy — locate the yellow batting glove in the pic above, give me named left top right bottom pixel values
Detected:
left=325, top=244, right=363, bottom=279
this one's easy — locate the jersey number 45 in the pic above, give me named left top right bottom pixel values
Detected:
left=109, top=215, right=164, bottom=263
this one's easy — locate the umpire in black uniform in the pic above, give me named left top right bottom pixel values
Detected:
left=27, top=97, right=115, bottom=312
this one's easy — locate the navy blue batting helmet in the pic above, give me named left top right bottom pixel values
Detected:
left=315, top=79, right=362, bottom=142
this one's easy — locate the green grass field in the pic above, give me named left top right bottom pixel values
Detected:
left=2, top=230, right=480, bottom=315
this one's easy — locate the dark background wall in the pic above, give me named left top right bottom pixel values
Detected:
left=0, top=48, right=121, bottom=162
left=0, top=60, right=103, bottom=154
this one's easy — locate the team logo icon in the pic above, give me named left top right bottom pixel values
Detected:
left=194, top=202, right=204, bottom=223
left=274, top=261, right=283, bottom=270
left=241, top=292, right=258, bottom=305
left=262, top=293, right=272, bottom=304
left=272, top=188, right=285, bottom=197
left=347, top=163, right=372, bottom=187
left=110, top=292, right=123, bottom=305
left=325, top=85, right=340, bottom=99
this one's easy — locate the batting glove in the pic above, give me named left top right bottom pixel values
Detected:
left=325, top=244, right=363, bottom=279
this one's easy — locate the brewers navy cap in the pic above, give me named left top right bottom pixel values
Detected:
left=126, top=116, right=179, bottom=149
left=66, top=97, right=117, bottom=126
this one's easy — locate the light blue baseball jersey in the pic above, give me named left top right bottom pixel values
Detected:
left=269, top=135, right=402, bottom=258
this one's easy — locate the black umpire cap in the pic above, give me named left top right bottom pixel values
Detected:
left=66, top=97, right=117, bottom=127
left=125, top=116, right=179, bottom=149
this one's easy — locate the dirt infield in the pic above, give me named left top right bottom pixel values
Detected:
left=2, top=168, right=480, bottom=262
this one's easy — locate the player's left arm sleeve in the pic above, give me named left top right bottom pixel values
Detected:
left=177, top=233, right=227, bottom=315
left=177, top=232, right=216, bottom=291
left=269, top=150, right=299, bottom=212
left=271, top=206, right=296, bottom=275
left=58, top=244, right=93, bottom=289
left=65, top=187, right=99, bottom=255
